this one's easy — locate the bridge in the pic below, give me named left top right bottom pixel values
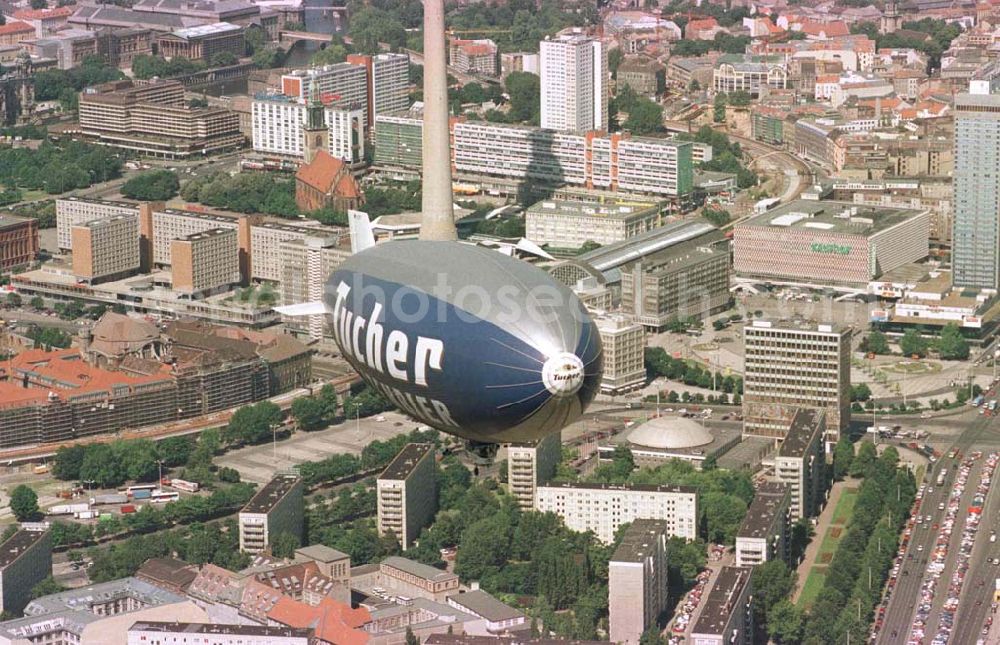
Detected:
left=279, top=30, right=336, bottom=44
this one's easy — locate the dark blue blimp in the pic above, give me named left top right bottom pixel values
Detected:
left=323, top=241, right=603, bottom=444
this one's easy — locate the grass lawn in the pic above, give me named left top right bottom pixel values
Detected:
left=798, top=569, right=828, bottom=609
left=832, top=487, right=859, bottom=525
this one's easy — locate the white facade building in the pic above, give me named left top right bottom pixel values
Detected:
left=56, top=197, right=139, bottom=252
left=371, top=53, right=411, bottom=118
left=252, top=95, right=364, bottom=162
left=540, top=30, right=608, bottom=132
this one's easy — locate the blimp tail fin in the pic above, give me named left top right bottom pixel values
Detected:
left=349, top=210, right=376, bottom=253
left=273, top=301, right=331, bottom=316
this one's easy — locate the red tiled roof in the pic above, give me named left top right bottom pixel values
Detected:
left=686, top=18, right=718, bottom=31
left=268, top=597, right=371, bottom=645
left=800, top=20, right=849, bottom=37
left=0, top=21, right=34, bottom=35
left=296, top=150, right=361, bottom=199
left=14, top=7, right=72, bottom=20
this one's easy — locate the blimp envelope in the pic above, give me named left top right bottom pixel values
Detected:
left=325, top=240, right=604, bottom=444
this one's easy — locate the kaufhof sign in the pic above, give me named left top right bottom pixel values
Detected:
left=810, top=242, right=852, bottom=255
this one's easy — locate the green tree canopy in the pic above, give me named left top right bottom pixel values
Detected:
left=863, top=330, right=891, bottom=355
left=936, top=323, right=969, bottom=360
left=121, top=170, right=180, bottom=201
left=900, top=329, right=928, bottom=357
left=10, top=485, right=39, bottom=521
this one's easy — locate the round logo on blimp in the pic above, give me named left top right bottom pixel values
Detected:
left=542, top=352, right=585, bottom=397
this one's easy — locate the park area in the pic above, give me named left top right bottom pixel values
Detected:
left=798, top=486, right=860, bottom=609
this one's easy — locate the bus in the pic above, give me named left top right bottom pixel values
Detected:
left=150, top=491, right=179, bottom=503
left=125, top=484, right=157, bottom=496
left=168, top=479, right=200, bottom=493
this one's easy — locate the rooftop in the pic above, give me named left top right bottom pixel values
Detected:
left=381, top=556, right=457, bottom=584
left=0, top=213, right=32, bottom=230
left=74, top=213, right=136, bottom=230
left=296, top=544, right=349, bottom=563
left=241, top=474, right=302, bottom=514
left=610, top=519, right=667, bottom=563
left=573, top=219, right=718, bottom=276
left=740, top=199, right=924, bottom=235
left=538, top=481, right=697, bottom=495
left=0, top=529, right=47, bottom=570
left=745, top=318, right=844, bottom=335
left=778, top=409, right=824, bottom=458
left=174, top=227, right=236, bottom=243
left=448, top=590, right=524, bottom=623
left=691, top=566, right=753, bottom=636
left=426, top=636, right=605, bottom=645
left=527, top=198, right=658, bottom=220
left=379, top=443, right=433, bottom=481
left=24, top=577, right=186, bottom=617
left=736, top=482, right=789, bottom=539
left=135, top=557, right=198, bottom=591
left=130, top=622, right=312, bottom=637
left=170, top=21, right=242, bottom=38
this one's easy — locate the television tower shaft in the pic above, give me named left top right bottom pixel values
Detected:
left=419, top=0, right=458, bottom=241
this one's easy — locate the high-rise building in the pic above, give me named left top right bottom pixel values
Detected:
left=281, top=64, right=369, bottom=122
left=595, top=315, right=646, bottom=394
left=742, top=319, right=850, bottom=442
left=370, top=53, right=410, bottom=120
left=71, top=213, right=140, bottom=284
left=127, top=623, right=312, bottom=645
left=170, top=228, right=240, bottom=297
left=238, top=474, right=304, bottom=554
left=251, top=94, right=364, bottom=162
left=535, top=482, right=698, bottom=543
left=540, top=30, right=608, bottom=132
left=449, top=38, right=498, bottom=76
left=608, top=520, right=669, bottom=645
left=0, top=214, right=38, bottom=271
left=56, top=197, right=139, bottom=252
left=735, top=481, right=791, bottom=567
left=525, top=198, right=660, bottom=250
left=953, top=86, right=1000, bottom=290
left=279, top=235, right=351, bottom=340
left=774, top=409, right=826, bottom=520
left=506, top=430, right=561, bottom=511
left=150, top=209, right=241, bottom=268
left=690, top=566, right=755, bottom=645
left=377, top=443, right=437, bottom=550
left=0, top=528, right=52, bottom=616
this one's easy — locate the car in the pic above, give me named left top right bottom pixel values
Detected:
left=918, top=545, right=924, bottom=552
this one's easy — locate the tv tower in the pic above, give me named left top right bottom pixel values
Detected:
left=419, top=0, right=458, bottom=241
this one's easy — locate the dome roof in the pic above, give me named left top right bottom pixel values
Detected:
left=626, top=416, right=714, bottom=450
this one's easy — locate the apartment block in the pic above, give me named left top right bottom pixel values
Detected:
left=279, top=235, right=352, bottom=340
left=238, top=474, right=304, bottom=554
left=774, top=409, right=826, bottom=520
left=369, top=53, right=411, bottom=120
left=373, top=112, right=422, bottom=169
left=595, top=315, right=646, bottom=395
left=0, top=528, right=52, bottom=615
left=540, top=30, right=608, bottom=132
left=127, top=622, right=311, bottom=645
left=170, top=228, right=239, bottom=297
left=56, top=197, right=139, bottom=252
left=620, top=230, right=731, bottom=331
left=250, top=221, right=344, bottom=283
left=608, top=520, right=669, bottom=645
left=150, top=209, right=240, bottom=267
left=742, top=319, right=851, bottom=442
left=377, top=443, right=437, bottom=550
left=251, top=94, right=364, bottom=162
left=506, top=430, right=562, bottom=511
left=0, top=214, right=38, bottom=271
left=71, top=213, right=140, bottom=284
left=525, top=198, right=660, bottom=250
left=280, top=64, right=369, bottom=122
left=690, top=566, right=755, bottom=645
left=534, top=482, right=698, bottom=543
left=450, top=38, right=498, bottom=76
left=735, top=481, right=791, bottom=567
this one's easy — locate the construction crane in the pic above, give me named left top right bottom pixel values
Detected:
left=445, top=28, right=513, bottom=37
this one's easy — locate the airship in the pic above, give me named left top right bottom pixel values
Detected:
left=277, top=0, right=603, bottom=445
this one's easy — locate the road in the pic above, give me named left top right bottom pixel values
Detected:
left=877, top=412, right=1000, bottom=643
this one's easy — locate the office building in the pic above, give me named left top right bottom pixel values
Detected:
left=506, top=430, right=562, bottom=511
left=954, top=85, right=1000, bottom=289
left=280, top=64, right=369, bottom=122
left=449, top=38, right=498, bottom=76
left=56, top=197, right=139, bottom=252
left=71, top=213, right=140, bottom=284
left=0, top=528, right=51, bottom=616
left=250, top=221, right=343, bottom=284
left=608, top=520, right=669, bottom=645
left=742, top=319, right=851, bottom=442
left=77, top=79, right=242, bottom=158
left=0, top=214, right=38, bottom=271
left=534, top=482, right=698, bottom=543
left=595, top=315, right=646, bottom=395
left=279, top=235, right=352, bottom=340
left=346, top=52, right=411, bottom=123
left=155, top=22, right=244, bottom=61
left=373, top=111, right=422, bottom=169
left=713, top=54, right=788, bottom=96
left=377, top=443, right=437, bottom=550
left=735, top=482, right=791, bottom=567
left=525, top=198, right=660, bottom=250
left=150, top=209, right=241, bottom=268
left=127, top=622, right=312, bottom=645
left=774, top=409, right=826, bottom=520
left=251, top=93, right=364, bottom=162
left=540, top=30, right=608, bottom=132
left=377, top=556, right=460, bottom=603
left=733, top=200, right=931, bottom=286
left=238, top=474, right=304, bottom=554
left=690, top=566, right=754, bottom=645
left=621, top=230, right=730, bottom=331
left=170, top=228, right=240, bottom=297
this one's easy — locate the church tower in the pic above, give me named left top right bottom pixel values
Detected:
left=302, top=84, right=328, bottom=164
left=881, top=0, right=902, bottom=34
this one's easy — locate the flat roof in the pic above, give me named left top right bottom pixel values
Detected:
left=0, top=529, right=47, bottom=569
left=539, top=481, right=697, bottom=495
left=0, top=213, right=32, bottom=229
left=740, top=199, right=924, bottom=235
left=130, top=622, right=311, bottom=637
left=527, top=199, right=658, bottom=219
left=296, top=544, right=349, bottom=562
left=175, top=227, right=236, bottom=242
left=74, top=213, right=136, bottom=229
left=736, top=482, right=789, bottom=539
left=171, top=21, right=241, bottom=38
left=778, top=409, right=824, bottom=458
left=241, top=474, right=301, bottom=514
left=448, top=590, right=524, bottom=622
left=610, top=519, right=667, bottom=563
left=745, top=318, right=844, bottom=335
left=692, top=566, right=753, bottom=636
left=379, top=443, right=433, bottom=481
left=381, top=556, right=457, bottom=583
left=575, top=219, right=719, bottom=273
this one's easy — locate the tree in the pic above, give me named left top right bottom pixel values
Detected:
left=348, top=6, right=406, bottom=53
left=30, top=0, right=46, bottom=9
left=156, top=436, right=193, bottom=468
left=832, top=435, right=855, bottom=481
left=505, top=72, right=540, bottom=124
left=768, top=599, right=804, bottom=644
left=850, top=441, right=877, bottom=478
left=863, top=330, right=890, bottom=355
left=608, top=48, right=624, bottom=78
left=701, top=492, right=747, bottom=543
left=29, top=296, right=44, bottom=310
left=702, top=206, right=731, bottom=227
left=5, top=292, right=20, bottom=308
left=30, top=577, right=66, bottom=599
left=754, top=559, right=796, bottom=629
left=270, top=531, right=300, bottom=558
left=224, top=401, right=284, bottom=446
left=312, top=43, right=348, bottom=66
left=10, top=485, right=39, bottom=521
left=53, top=444, right=86, bottom=480
left=209, top=52, right=238, bottom=67
left=899, top=329, right=928, bottom=357
left=79, top=443, right=126, bottom=488
left=936, top=323, right=969, bottom=360
left=121, top=170, right=179, bottom=201
left=850, top=383, right=872, bottom=402
left=290, top=396, right=327, bottom=431
left=405, top=626, right=419, bottom=645
left=623, top=97, right=663, bottom=135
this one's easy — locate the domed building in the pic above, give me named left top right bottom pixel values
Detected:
left=598, top=414, right=741, bottom=469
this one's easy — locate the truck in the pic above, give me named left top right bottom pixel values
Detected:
left=49, top=503, right=90, bottom=516
left=32, top=465, right=49, bottom=475
left=168, top=479, right=199, bottom=493
left=91, top=494, right=128, bottom=506
left=75, top=510, right=98, bottom=520
left=120, top=504, right=137, bottom=514
left=132, top=489, right=152, bottom=500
